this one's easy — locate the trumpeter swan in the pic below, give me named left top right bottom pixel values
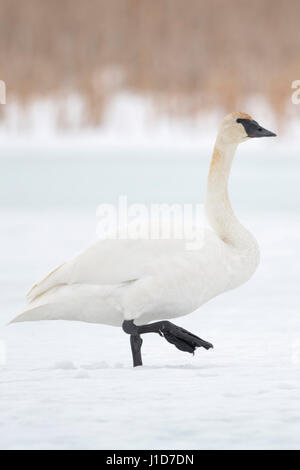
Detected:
left=11, top=112, right=276, bottom=366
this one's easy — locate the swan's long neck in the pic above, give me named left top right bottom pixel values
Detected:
left=205, top=136, right=255, bottom=250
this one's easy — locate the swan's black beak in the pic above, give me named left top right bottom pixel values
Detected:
left=237, top=118, right=276, bottom=138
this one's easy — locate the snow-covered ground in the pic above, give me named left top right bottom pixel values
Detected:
left=0, top=146, right=300, bottom=449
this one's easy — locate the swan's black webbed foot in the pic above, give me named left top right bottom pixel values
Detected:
left=159, top=322, right=214, bottom=354
left=122, top=319, right=213, bottom=366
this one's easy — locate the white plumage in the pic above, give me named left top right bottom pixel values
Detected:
left=12, top=112, right=275, bottom=328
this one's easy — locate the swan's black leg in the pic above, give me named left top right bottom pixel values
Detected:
left=122, top=319, right=213, bottom=366
left=130, top=334, right=143, bottom=367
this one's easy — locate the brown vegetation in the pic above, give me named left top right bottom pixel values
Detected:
left=0, top=0, right=299, bottom=124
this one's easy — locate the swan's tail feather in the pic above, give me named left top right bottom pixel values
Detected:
left=10, top=284, right=124, bottom=326
left=9, top=305, right=54, bottom=324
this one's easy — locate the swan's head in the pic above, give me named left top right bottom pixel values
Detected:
left=218, top=112, right=276, bottom=144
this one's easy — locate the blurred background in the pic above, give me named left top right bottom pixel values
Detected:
left=0, top=0, right=299, bottom=330
left=0, top=0, right=299, bottom=207
left=0, top=0, right=300, bottom=450
left=1, top=0, right=300, bottom=123
left=0, top=0, right=300, bottom=135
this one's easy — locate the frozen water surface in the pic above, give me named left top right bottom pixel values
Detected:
left=0, top=146, right=300, bottom=449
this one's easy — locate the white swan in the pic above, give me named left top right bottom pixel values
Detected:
left=11, top=112, right=276, bottom=366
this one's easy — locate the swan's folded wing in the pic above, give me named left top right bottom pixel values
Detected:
left=26, top=237, right=192, bottom=302
left=26, top=262, right=68, bottom=302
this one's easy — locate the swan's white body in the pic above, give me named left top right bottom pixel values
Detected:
left=12, top=113, right=261, bottom=326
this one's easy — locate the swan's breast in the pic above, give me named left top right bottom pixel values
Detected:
left=225, top=235, right=260, bottom=290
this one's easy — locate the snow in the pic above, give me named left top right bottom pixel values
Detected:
left=0, top=146, right=300, bottom=449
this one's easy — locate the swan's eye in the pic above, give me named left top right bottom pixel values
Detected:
left=253, top=122, right=263, bottom=132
